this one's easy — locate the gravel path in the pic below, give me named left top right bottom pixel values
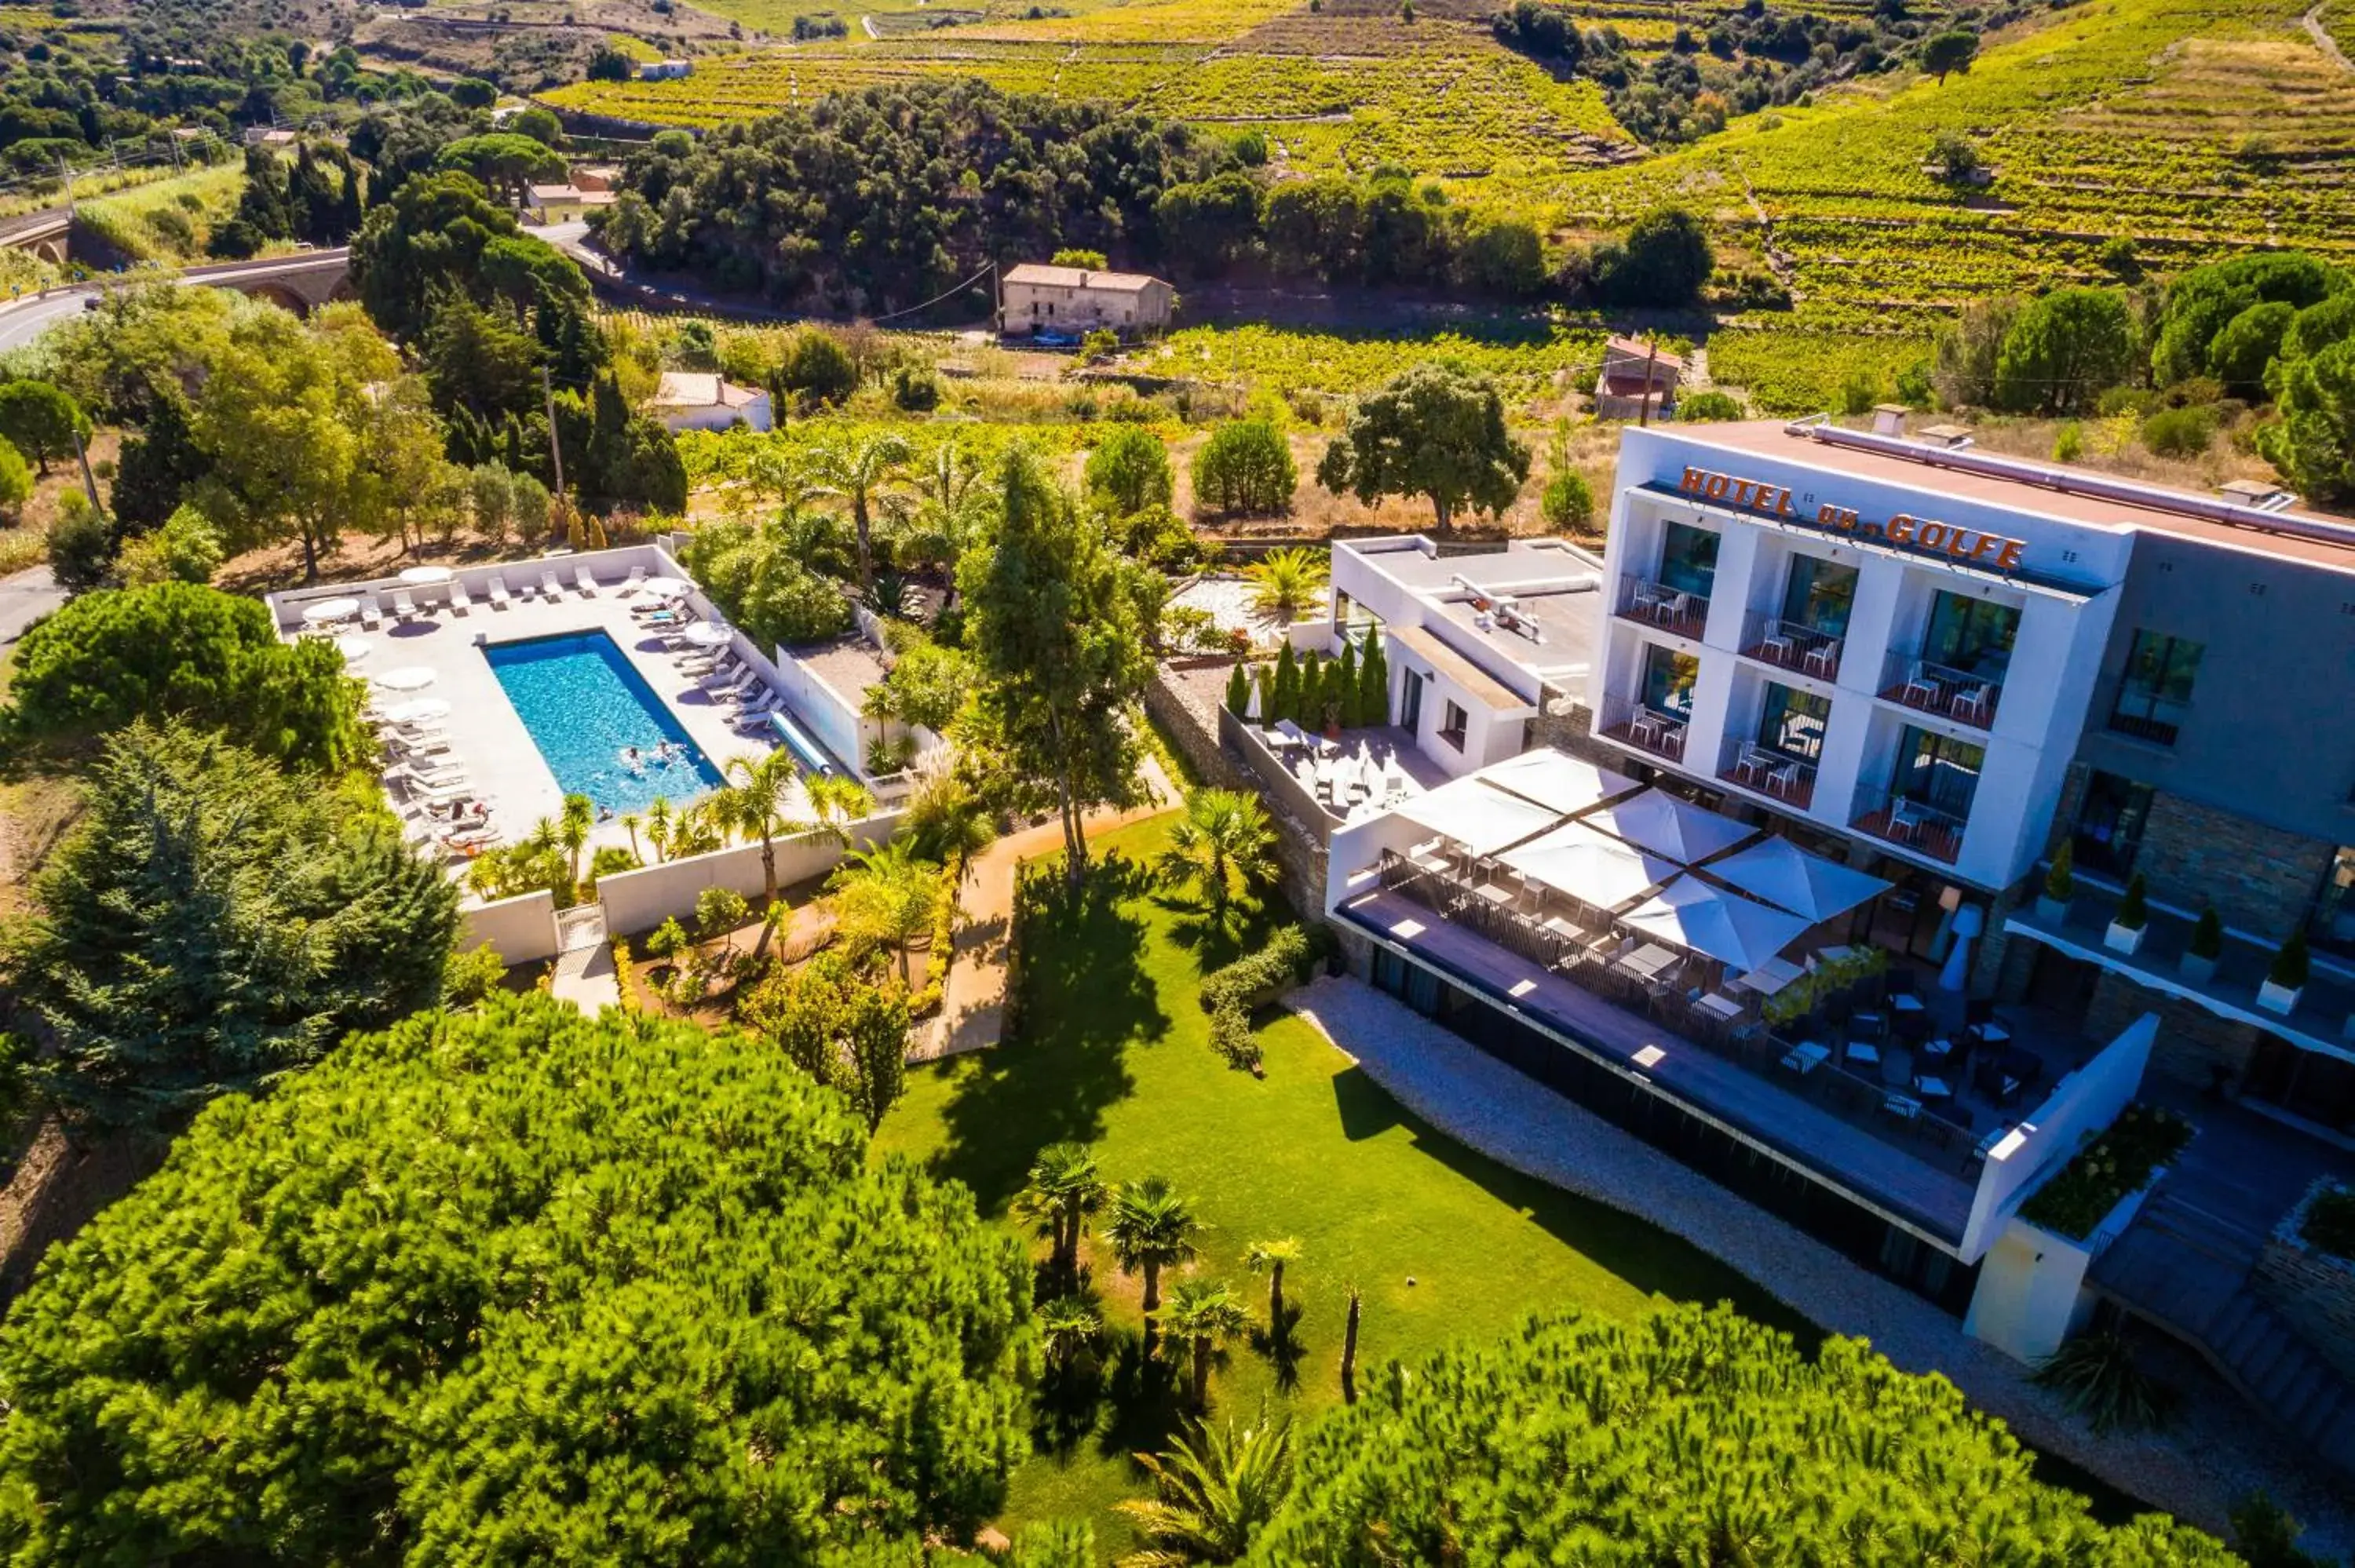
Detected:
left=1290, top=974, right=2355, bottom=1555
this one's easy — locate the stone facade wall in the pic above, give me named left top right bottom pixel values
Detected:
left=1145, top=662, right=1326, bottom=920
left=2134, top=792, right=2335, bottom=945
left=1530, top=692, right=1623, bottom=772
left=2076, top=967, right=2262, bottom=1091
left=2255, top=1181, right=2355, bottom=1384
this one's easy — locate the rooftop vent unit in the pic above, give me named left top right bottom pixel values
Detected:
left=2218, top=477, right=2298, bottom=513
left=1871, top=404, right=1908, bottom=437
left=1917, top=422, right=1975, bottom=450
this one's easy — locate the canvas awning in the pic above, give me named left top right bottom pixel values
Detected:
left=1704, top=837, right=1891, bottom=923
left=1499, top=819, right=1677, bottom=911
left=1480, top=749, right=1641, bottom=818
left=1393, top=775, right=1560, bottom=857
left=1619, top=875, right=1813, bottom=971
left=1583, top=788, right=1757, bottom=864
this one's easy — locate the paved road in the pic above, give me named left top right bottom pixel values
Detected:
left=0, top=249, right=352, bottom=355
left=0, top=289, right=97, bottom=354
left=0, top=567, right=64, bottom=645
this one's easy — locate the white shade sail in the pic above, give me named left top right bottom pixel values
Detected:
left=1620, top=875, right=1813, bottom=971
left=1481, top=748, right=1641, bottom=817
left=372, top=665, right=436, bottom=691
left=301, top=597, right=360, bottom=624
left=1499, top=819, right=1678, bottom=910
left=1393, top=775, right=1560, bottom=857
left=1704, top=836, right=1891, bottom=922
left=1584, top=787, right=1758, bottom=865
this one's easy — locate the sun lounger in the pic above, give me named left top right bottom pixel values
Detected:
left=358, top=595, right=382, bottom=630
left=448, top=580, right=472, bottom=615
left=575, top=565, right=599, bottom=596
left=487, top=575, right=511, bottom=609
left=540, top=570, right=565, bottom=600
left=392, top=590, right=422, bottom=622
left=618, top=566, right=647, bottom=597
left=711, top=673, right=757, bottom=702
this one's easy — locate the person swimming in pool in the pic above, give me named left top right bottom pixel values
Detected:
left=621, top=745, right=644, bottom=771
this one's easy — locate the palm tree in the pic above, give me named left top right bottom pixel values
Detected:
left=904, top=436, right=993, bottom=574
left=903, top=768, right=996, bottom=888
left=804, top=772, right=875, bottom=844
left=619, top=812, right=642, bottom=862
left=810, top=431, right=913, bottom=593
left=1116, top=1409, right=1294, bottom=1567
left=644, top=796, right=674, bottom=862
left=1107, top=1176, right=1199, bottom=1352
left=719, top=749, right=803, bottom=901
left=558, top=793, right=594, bottom=891
left=828, top=837, right=945, bottom=986
left=1036, top=1294, right=1102, bottom=1375
left=1158, top=789, right=1277, bottom=917
left=1164, top=1278, right=1250, bottom=1410
left=1243, top=547, right=1328, bottom=625
left=1243, top=1238, right=1301, bottom=1331
left=1018, top=1141, right=1108, bottom=1279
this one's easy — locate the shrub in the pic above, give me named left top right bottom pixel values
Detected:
left=444, top=942, right=508, bottom=1006
left=1593, top=208, right=1712, bottom=308
left=2053, top=421, right=2085, bottom=462
left=645, top=915, right=692, bottom=965
left=2044, top=841, right=2076, bottom=902
left=2034, top=1329, right=2176, bottom=1435
left=2189, top=904, right=2223, bottom=960
left=1085, top=425, right=1175, bottom=516
left=1192, top=417, right=1297, bottom=516
left=1208, top=997, right=1260, bottom=1071
left=1538, top=469, right=1594, bottom=531
left=772, top=326, right=858, bottom=409
left=696, top=884, right=752, bottom=936
left=0, top=994, right=1031, bottom=1561
left=2141, top=404, right=2216, bottom=458
left=2302, top=1185, right=2355, bottom=1260
left=0, top=436, right=27, bottom=520
left=1676, top=389, right=1743, bottom=421
left=889, top=363, right=943, bottom=411
left=2019, top=1102, right=2193, bottom=1239
left=44, top=490, right=115, bottom=593
left=114, top=503, right=223, bottom=585
left=1199, top=924, right=1313, bottom=1014
left=2269, top=928, right=2310, bottom=990
left=6, top=582, right=365, bottom=771
left=2114, top=873, right=2148, bottom=931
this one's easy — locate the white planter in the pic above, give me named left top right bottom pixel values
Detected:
left=2035, top=895, right=2070, bottom=924
left=2105, top=921, right=2147, bottom=956
left=2178, top=952, right=2218, bottom=986
left=2259, top=979, right=2303, bottom=1016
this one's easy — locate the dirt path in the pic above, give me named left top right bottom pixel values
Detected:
left=2305, top=2, right=2353, bottom=72
left=914, top=759, right=1178, bottom=1063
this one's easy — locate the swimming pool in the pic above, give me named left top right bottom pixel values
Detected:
left=484, top=631, right=725, bottom=815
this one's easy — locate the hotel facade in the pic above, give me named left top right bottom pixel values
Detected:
left=1310, top=417, right=2355, bottom=1468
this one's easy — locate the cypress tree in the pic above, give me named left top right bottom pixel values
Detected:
left=1337, top=640, right=1361, bottom=727
left=1359, top=632, right=1390, bottom=724
left=1225, top=662, right=1250, bottom=718
left=1272, top=643, right=1299, bottom=724
left=1300, top=651, right=1324, bottom=727
left=1254, top=664, right=1274, bottom=725
left=1323, top=654, right=1347, bottom=730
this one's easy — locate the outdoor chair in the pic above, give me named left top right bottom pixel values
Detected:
left=487, top=576, right=511, bottom=609
left=358, top=596, right=382, bottom=630
left=619, top=566, right=647, bottom=596
left=575, top=566, right=600, bottom=596
left=540, top=570, right=565, bottom=600
left=448, top=580, right=472, bottom=615
left=1964, top=998, right=2013, bottom=1046
left=390, top=591, right=420, bottom=622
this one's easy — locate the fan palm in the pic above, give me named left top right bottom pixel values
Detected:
left=1107, top=1176, right=1199, bottom=1355
left=809, top=431, right=913, bottom=592
left=803, top=772, right=875, bottom=844
left=558, top=792, right=594, bottom=891
left=904, top=437, right=993, bottom=572
left=1159, top=789, right=1277, bottom=917
left=718, top=749, right=803, bottom=901
left=1164, top=1278, right=1250, bottom=1410
left=1243, top=547, right=1327, bottom=625
left=1115, top=1409, right=1295, bottom=1567
left=1017, top=1140, right=1108, bottom=1278
left=1243, top=1238, right=1302, bottom=1329
left=902, top=768, right=996, bottom=887
left=828, top=837, right=946, bottom=986
left=1035, top=1294, right=1103, bottom=1374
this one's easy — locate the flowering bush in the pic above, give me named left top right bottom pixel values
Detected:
left=2019, top=1101, right=2192, bottom=1240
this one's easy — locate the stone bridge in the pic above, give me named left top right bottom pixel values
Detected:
left=0, top=209, right=69, bottom=267
left=181, top=249, right=355, bottom=314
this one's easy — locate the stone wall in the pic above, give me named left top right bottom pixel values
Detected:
left=2255, top=1180, right=2355, bottom=1384
left=1528, top=691, right=1624, bottom=772
left=1145, top=662, right=1327, bottom=920
left=2077, top=968, right=2262, bottom=1091
left=2135, top=792, right=2335, bottom=946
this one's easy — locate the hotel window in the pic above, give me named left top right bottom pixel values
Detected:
left=1780, top=556, right=1857, bottom=636
left=1439, top=699, right=1468, bottom=750
left=1658, top=521, right=1719, bottom=600
left=2108, top=629, right=2203, bottom=746
left=1758, top=683, right=1828, bottom=761
left=2311, top=847, right=2355, bottom=959
left=1922, top=590, right=2018, bottom=680
left=1895, top=725, right=1984, bottom=820
left=1641, top=643, right=1700, bottom=718
left=2071, top=771, right=2153, bottom=879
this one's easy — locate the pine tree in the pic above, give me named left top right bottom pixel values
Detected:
left=110, top=383, right=211, bottom=531
left=1225, top=662, right=1251, bottom=717
left=1358, top=632, right=1391, bottom=725
left=1337, top=640, right=1361, bottom=727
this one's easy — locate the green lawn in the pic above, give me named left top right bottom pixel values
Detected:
left=873, top=815, right=1813, bottom=1548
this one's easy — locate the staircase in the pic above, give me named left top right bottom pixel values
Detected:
left=2091, top=1191, right=2355, bottom=1473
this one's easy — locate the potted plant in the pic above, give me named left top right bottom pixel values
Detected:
left=2260, top=928, right=2309, bottom=1016
left=2037, top=843, right=2075, bottom=923
left=2105, top=873, right=2149, bottom=956
left=2180, top=904, right=2222, bottom=984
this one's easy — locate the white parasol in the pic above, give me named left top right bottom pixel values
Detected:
left=373, top=665, right=436, bottom=691
left=681, top=622, right=732, bottom=647
left=399, top=565, right=455, bottom=585
left=383, top=696, right=451, bottom=724
left=301, top=597, right=360, bottom=625
left=334, top=634, right=373, bottom=662
left=641, top=575, right=688, bottom=599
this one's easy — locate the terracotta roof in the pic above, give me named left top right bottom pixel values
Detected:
left=1002, top=263, right=1167, bottom=292
left=1605, top=334, right=1686, bottom=372
left=652, top=373, right=763, bottom=410
left=1389, top=625, right=1531, bottom=713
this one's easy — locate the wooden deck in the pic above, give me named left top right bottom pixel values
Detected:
left=1343, top=888, right=1977, bottom=1243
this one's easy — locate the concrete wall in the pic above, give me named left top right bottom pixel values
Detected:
left=769, top=647, right=871, bottom=776
left=1960, top=1012, right=2158, bottom=1262
left=460, top=889, right=562, bottom=965
left=265, top=542, right=688, bottom=632
left=597, top=811, right=902, bottom=935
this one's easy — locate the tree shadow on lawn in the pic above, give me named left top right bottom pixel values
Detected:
left=1326, top=1063, right=1820, bottom=1350
left=929, top=857, right=1169, bottom=1216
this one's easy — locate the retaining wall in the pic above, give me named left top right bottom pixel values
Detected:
left=2256, top=1180, right=2355, bottom=1384
left=1145, top=662, right=1324, bottom=920
left=597, top=811, right=901, bottom=935
left=460, top=888, right=562, bottom=965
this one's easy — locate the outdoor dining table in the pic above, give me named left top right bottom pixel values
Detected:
left=1780, top=1041, right=1831, bottom=1074
left=1914, top=1075, right=1953, bottom=1100
left=1693, top=991, right=1744, bottom=1022
left=1616, top=943, right=1681, bottom=983
left=1408, top=846, right=1451, bottom=873
left=1730, top=957, right=1805, bottom=997
left=1540, top=914, right=1588, bottom=941
left=1473, top=882, right=1517, bottom=909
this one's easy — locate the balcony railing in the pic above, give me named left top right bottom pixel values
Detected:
left=1614, top=573, right=1711, bottom=640
left=1879, top=650, right=2002, bottom=730
left=2105, top=695, right=2192, bottom=747
left=1718, top=737, right=1817, bottom=810
left=1740, top=611, right=1844, bottom=682
left=1597, top=693, right=1689, bottom=764
left=1851, top=785, right=1968, bottom=864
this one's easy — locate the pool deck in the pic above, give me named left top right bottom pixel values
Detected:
left=339, top=585, right=785, bottom=853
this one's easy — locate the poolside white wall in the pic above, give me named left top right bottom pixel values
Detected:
left=263, top=542, right=692, bottom=632
left=769, top=647, right=869, bottom=775
left=597, top=810, right=904, bottom=935
left=461, top=889, right=562, bottom=965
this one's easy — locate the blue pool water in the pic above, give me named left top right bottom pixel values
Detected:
left=484, top=631, right=725, bottom=815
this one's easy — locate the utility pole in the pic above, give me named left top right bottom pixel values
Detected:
left=542, top=364, right=566, bottom=501
left=71, top=424, right=103, bottom=516
left=1638, top=336, right=1659, bottom=428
